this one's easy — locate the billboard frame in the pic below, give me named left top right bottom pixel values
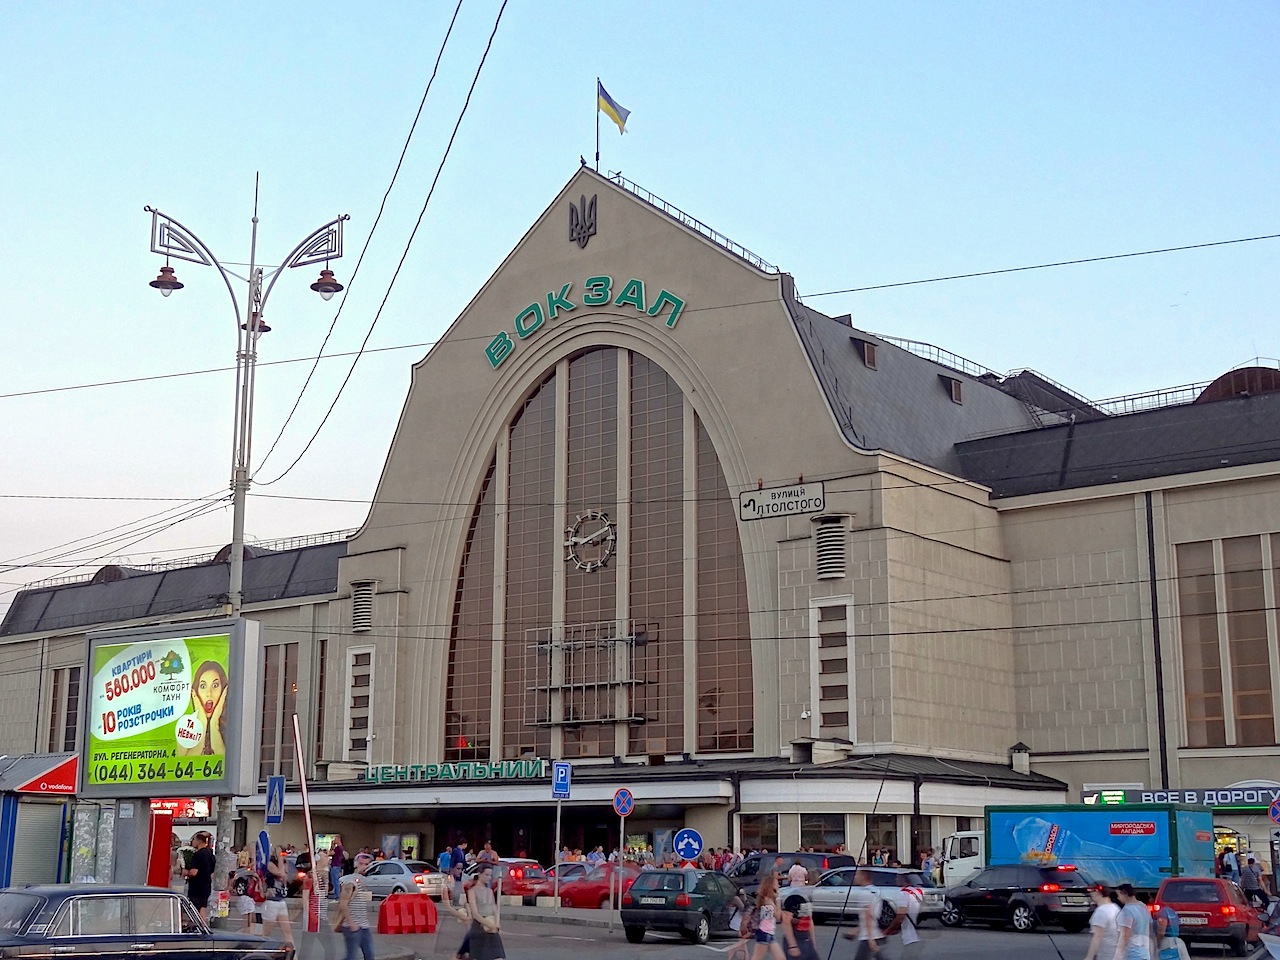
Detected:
left=80, top=617, right=260, bottom=799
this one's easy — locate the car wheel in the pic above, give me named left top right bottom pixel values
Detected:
left=1010, top=903, right=1035, bottom=932
left=685, top=914, right=710, bottom=944
left=1229, top=935, right=1249, bottom=957
left=624, top=925, right=646, bottom=944
left=391, top=886, right=405, bottom=895
left=940, top=900, right=963, bottom=927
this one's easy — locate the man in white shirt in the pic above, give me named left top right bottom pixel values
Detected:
left=842, top=869, right=884, bottom=959
left=890, top=875, right=923, bottom=959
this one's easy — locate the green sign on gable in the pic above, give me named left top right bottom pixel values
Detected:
left=486, top=275, right=686, bottom=369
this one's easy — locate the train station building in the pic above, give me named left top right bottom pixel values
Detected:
left=3, top=167, right=1279, bottom=876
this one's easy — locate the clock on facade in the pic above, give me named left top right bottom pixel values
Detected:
left=564, top=510, right=617, bottom=572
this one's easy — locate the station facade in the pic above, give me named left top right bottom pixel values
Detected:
left=4, top=168, right=1280, bottom=870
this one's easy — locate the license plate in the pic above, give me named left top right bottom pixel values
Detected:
left=1180, top=916, right=1208, bottom=925
left=1060, top=897, right=1086, bottom=905
left=640, top=897, right=665, bottom=905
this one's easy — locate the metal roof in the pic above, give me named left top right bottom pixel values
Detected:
left=954, top=390, right=1280, bottom=498
left=1, top=541, right=347, bottom=638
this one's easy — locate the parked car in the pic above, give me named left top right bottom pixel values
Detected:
left=532, top=862, right=641, bottom=908
left=282, top=853, right=309, bottom=898
left=359, top=859, right=447, bottom=899
left=1152, top=876, right=1262, bottom=956
left=0, top=885, right=291, bottom=960
left=780, top=866, right=943, bottom=925
left=940, top=863, right=1097, bottom=932
left=489, top=861, right=550, bottom=903
left=621, top=869, right=743, bottom=944
left=465, top=858, right=541, bottom=880
left=724, top=852, right=857, bottom=897
left=547, top=862, right=589, bottom=883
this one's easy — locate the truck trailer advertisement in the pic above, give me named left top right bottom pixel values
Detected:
left=986, top=804, right=1216, bottom=889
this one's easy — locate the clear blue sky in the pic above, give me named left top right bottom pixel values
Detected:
left=2, top=1, right=1277, bottom=613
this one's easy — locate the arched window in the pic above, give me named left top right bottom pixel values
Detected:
left=444, top=348, right=752, bottom=761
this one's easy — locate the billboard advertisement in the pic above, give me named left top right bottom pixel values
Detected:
left=987, top=806, right=1215, bottom=888
left=81, top=618, right=259, bottom=798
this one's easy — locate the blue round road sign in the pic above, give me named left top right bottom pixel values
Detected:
left=613, top=788, right=634, bottom=817
left=674, top=828, right=703, bottom=861
left=1269, top=798, right=1280, bottom=825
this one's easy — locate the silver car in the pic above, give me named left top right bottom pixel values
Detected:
left=359, top=858, right=448, bottom=899
left=779, top=866, right=943, bottom=925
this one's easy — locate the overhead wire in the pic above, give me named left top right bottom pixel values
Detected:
left=253, top=0, right=467, bottom=477
left=254, top=0, right=510, bottom=487
left=0, top=230, right=1274, bottom=404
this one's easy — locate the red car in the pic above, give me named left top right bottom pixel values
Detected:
left=533, top=862, right=641, bottom=908
left=1152, top=876, right=1262, bottom=957
left=493, top=861, right=549, bottom=903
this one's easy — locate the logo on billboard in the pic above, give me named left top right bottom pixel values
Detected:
left=1109, top=821, right=1157, bottom=836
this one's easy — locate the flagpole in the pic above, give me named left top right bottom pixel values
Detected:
left=595, top=77, right=600, bottom=171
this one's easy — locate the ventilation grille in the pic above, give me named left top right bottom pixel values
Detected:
left=814, top=517, right=848, bottom=579
left=351, top=580, right=376, bottom=632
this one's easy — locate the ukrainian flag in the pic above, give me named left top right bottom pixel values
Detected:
left=597, top=80, right=630, bottom=134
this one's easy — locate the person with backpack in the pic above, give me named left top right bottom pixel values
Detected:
left=261, top=847, right=295, bottom=952
left=780, top=893, right=820, bottom=960
left=230, top=851, right=261, bottom=934
left=750, top=875, right=786, bottom=960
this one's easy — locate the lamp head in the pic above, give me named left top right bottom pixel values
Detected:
left=310, top=268, right=343, bottom=301
left=150, top=265, right=184, bottom=297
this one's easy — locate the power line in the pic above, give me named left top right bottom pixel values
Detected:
left=803, top=233, right=1280, bottom=297
left=254, top=0, right=466, bottom=477
left=254, top=0, right=510, bottom=487
left=3, top=230, right=1277, bottom=404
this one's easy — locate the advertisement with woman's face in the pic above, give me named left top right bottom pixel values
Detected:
left=82, top=618, right=258, bottom=797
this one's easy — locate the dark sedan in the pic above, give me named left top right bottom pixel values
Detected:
left=0, top=886, right=291, bottom=960
left=621, top=869, right=742, bottom=944
left=941, top=864, right=1097, bottom=933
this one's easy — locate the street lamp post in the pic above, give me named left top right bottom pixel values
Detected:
left=145, top=197, right=348, bottom=888
left=145, top=200, right=349, bottom=616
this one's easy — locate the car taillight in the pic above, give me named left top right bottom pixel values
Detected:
left=513, top=868, right=524, bottom=879
left=1040, top=883, right=1061, bottom=892
left=822, top=858, right=829, bottom=870
left=675, top=893, right=691, bottom=907
left=1150, top=903, right=1161, bottom=914
left=1056, top=865, right=1076, bottom=871
left=415, top=875, right=426, bottom=885
left=1220, top=905, right=1236, bottom=916
left=622, top=893, right=633, bottom=906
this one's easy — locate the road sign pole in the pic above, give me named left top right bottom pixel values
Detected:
left=554, top=798, right=562, bottom=912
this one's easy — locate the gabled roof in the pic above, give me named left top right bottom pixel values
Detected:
left=0, top=541, right=346, bottom=638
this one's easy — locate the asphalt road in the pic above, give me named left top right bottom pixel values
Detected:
left=292, top=917, right=1269, bottom=960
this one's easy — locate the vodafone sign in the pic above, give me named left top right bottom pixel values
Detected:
left=14, top=755, right=78, bottom=794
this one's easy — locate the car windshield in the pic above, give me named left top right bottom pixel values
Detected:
left=0, top=893, right=41, bottom=934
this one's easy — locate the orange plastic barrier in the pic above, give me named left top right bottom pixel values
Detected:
left=377, top=894, right=438, bottom=934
